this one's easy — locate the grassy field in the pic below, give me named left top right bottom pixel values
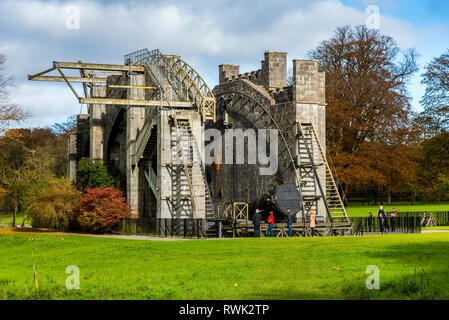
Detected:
left=0, top=211, right=29, bottom=227
left=422, top=226, right=449, bottom=230
left=2, top=201, right=448, bottom=224
left=1, top=228, right=449, bottom=300
left=345, top=201, right=449, bottom=217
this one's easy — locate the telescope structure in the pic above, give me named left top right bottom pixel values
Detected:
left=28, top=49, right=349, bottom=236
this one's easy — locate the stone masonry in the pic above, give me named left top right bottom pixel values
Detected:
left=209, top=51, right=327, bottom=221
left=68, top=50, right=327, bottom=224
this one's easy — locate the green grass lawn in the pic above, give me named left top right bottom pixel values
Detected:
left=0, top=211, right=29, bottom=227
left=422, top=226, right=449, bottom=231
left=1, top=229, right=449, bottom=300
left=346, top=201, right=449, bottom=217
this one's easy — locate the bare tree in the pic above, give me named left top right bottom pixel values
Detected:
left=0, top=53, right=28, bottom=134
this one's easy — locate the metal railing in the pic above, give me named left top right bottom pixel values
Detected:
left=350, top=214, right=422, bottom=235
left=125, top=48, right=215, bottom=121
left=117, top=217, right=207, bottom=238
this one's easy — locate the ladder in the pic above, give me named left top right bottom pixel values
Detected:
left=296, top=121, right=349, bottom=222
left=171, top=116, right=215, bottom=219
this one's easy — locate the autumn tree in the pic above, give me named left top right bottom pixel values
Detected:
left=419, top=49, right=449, bottom=133
left=72, top=187, right=130, bottom=233
left=0, top=53, right=27, bottom=134
left=0, top=166, right=41, bottom=226
left=0, top=127, right=71, bottom=224
left=26, top=177, right=81, bottom=230
left=418, top=131, right=449, bottom=201
left=308, top=25, right=419, bottom=200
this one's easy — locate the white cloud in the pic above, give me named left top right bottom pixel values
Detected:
left=0, top=0, right=419, bottom=128
left=11, top=82, right=81, bottom=128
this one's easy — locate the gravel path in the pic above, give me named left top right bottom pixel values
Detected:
left=51, top=232, right=194, bottom=241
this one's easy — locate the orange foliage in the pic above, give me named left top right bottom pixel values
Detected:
left=309, top=25, right=420, bottom=194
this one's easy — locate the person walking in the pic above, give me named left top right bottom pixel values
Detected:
left=309, top=210, right=316, bottom=237
left=287, top=208, right=294, bottom=237
left=378, top=205, right=385, bottom=233
left=382, top=209, right=389, bottom=233
left=390, top=208, right=397, bottom=232
left=368, top=212, right=373, bottom=232
left=267, top=211, right=275, bottom=237
left=253, top=209, right=262, bottom=237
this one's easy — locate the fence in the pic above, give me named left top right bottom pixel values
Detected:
left=398, top=211, right=449, bottom=226
left=350, top=214, right=421, bottom=235
left=349, top=211, right=449, bottom=235
left=117, top=217, right=208, bottom=238
left=117, top=211, right=449, bottom=238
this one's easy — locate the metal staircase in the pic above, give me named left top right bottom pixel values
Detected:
left=125, top=49, right=216, bottom=220
left=125, top=49, right=216, bottom=122
left=296, top=121, right=349, bottom=222
left=132, top=106, right=158, bottom=168
left=171, top=116, right=215, bottom=219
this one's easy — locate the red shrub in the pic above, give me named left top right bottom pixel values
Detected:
left=72, top=187, right=130, bottom=233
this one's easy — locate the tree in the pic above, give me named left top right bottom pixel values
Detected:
left=0, top=166, right=41, bottom=226
left=308, top=25, right=419, bottom=199
left=72, top=187, right=130, bottom=233
left=0, top=53, right=28, bottom=134
left=418, top=131, right=449, bottom=201
left=0, top=128, right=65, bottom=224
left=52, top=115, right=76, bottom=137
left=77, top=158, right=120, bottom=190
left=26, top=177, right=81, bottom=230
left=420, top=49, right=449, bottom=132
left=434, top=175, right=449, bottom=202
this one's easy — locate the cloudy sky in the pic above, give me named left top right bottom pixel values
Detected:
left=0, top=0, right=448, bottom=128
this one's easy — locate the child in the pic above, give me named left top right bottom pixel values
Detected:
left=267, top=211, right=275, bottom=237
left=310, top=210, right=316, bottom=237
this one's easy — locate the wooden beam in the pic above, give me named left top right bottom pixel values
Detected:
left=78, top=61, right=89, bottom=99
left=28, top=66, right=56, bottom=79
left=28, top=75, right=107, bottom=83
left=79, top=98, right=192, bottom=107
left=54, top=61, right=144, bottom=72
left=84, top=71, right=122, bottom=76
left=54, top=63, right=80, bottom=100
left=108, top=84, right=157, bottom=89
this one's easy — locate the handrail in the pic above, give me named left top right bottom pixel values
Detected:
left=191, top=130, right=216, bottom=218
left=163, top=55, right=215, bottom=121
left=124, top=48, right=216, bottom=122
left=133, top=106, right=158, bottom=167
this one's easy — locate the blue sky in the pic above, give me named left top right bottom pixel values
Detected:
left=0, top=0, right=448, bottom=128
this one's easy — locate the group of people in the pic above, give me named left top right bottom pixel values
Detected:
left=252, top=208, right=316, bottom=237
left=367, top=205, right=397, bottom=233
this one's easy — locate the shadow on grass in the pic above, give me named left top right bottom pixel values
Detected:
left=243, top=241, right=449, bottom=300
left=341, top=269, right=449, bottom=300
left=343, top=240, right=449, bottom=300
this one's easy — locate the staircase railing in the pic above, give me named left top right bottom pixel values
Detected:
left=297, top=122, right=349, bottom=222
left=125, top=48, right=215, bottom=122
left=132, top=106, right=158, bottom=167
left=173, top=116, right=198, bottom=218
left=191, top=129, right=216, bottom=218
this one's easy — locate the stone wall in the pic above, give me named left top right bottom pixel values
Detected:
left=209, top=79, right=297, bottom=216
left=218, top=51, right=287, bottom=90
left=210, top=52, right=327, bottom=221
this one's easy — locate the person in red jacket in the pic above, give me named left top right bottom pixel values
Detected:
left=267, top=211, right=275, bottom=237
